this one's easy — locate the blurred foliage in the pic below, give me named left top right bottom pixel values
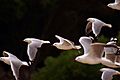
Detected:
left=97, top=35, right=109, bottom=43
left=31, top=34, right=120, bottom=80
left=32, top=50, right=103, bottom=80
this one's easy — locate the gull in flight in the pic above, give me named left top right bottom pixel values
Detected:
left=75, top=36, right=103, bottom=64
left=103, top=37, right=120, bottom=68
left=107, top=0, right=120, bottom=10
left=100, top=68, right=120, bottom=80
left=53, top=35, right=81, bottom=50
left=75, top=36, right=120, bottom=68
left=0, top=51, right=29, bottom=80
left=23, top=38, right=50, bottom=62
left=85, top=18, right=112, bottom=37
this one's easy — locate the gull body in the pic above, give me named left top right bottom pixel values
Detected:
left=86, top=18, right=112, bottom=37
left=23, top=38, right=50, bottom=61
left=0, top=51, right=28, bottom=80
left=53, top=35, right=81, bottom=50
left=102, top=39, right=120, bottom=68
left=75, top=36, right=103, bottom=64
left=107, top=0, right=120, bottom=10
left=100, top=68, right=120, bottom=80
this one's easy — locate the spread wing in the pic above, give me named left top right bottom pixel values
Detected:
left=115, top=0, right=120, bottom=3
left=55, top=35, right=74, bottom=47
left=88, top=43, right=105, bottom=58
left=27, top=44, right=38, bottom=61
left=10, top=60, right=21, bottom=80
left=85, top=21, right=92, bottom=35
left=101, top=71, right=113, bottom=80
left=105, top=54, right=116, bottom=63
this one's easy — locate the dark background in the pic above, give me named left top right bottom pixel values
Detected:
left=0, top=0, right=120, bottom=80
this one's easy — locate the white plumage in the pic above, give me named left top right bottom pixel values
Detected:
left=0, top=51, right=28, bottom=80
left=86, top=18, right=112, bottom=37
left=53, top=35, right=81, bottom=50
left=107, top=0, right=120, bottom=10
left=100, top=68, right=120, bottom=80
left=23, top=38, right=50, bottom=61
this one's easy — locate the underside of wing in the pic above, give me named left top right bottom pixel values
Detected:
left=28, top=45, right=37, bottom=61
left=105, top=54, right=116, bottom=63
left=10, top=60, right=21, bottom=80
left=89, top=43, right=105, bottom=58
left=85, top=22, right=92, bottom=35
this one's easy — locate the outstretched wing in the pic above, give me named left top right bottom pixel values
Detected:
left=115, top=0, right=120, bottom=3
left=55, top=35, right=74, bottom=46
left=85, top=21, right=92, bottom=35
left=89, top=43, right=105, bottom=58
left=101, top=71, right=113, bottom=80
left=27, top=44, right=38, bottom=61
left=10, top=60, right=21, bottom=80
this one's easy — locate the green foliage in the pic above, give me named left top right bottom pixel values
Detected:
left=32, top=50, right=103, bottom=80
left=97, top=35, right=109, bottom=43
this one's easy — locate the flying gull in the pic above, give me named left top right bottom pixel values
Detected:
left=85, top=18, right=112, bottom=37
left=23, top=38, right=50, bottom=62
left=53, top=35, right=81, bottom=50
left=100, top=68, right=120, bottom=80
left=0, top=51, right=29, bottom=80
left=75, top=36, right=103, bottom=64
left=107, top=0, right=120, bottom=10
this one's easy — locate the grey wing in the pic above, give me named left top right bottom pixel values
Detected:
left=101, top=71, right=113, bottom=80
left=115, top=55, right=120, bottom=63
left=89, top=43, right=105, bottom=58
left=55, top=35, right=73, bottom=46
left=27, top=45, right=38, bottom=61
left=115, top=0, right=120, bottom=3
left=105, top=54, right=116, bottom=62
left=85, top=21, right=92, bottom=35
left=55, top=35, right=64, bottom=43
left=10, top=60, right=21, bottom=80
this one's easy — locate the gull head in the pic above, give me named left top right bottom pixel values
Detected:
left=107, top=3, right=116, bottom=9
left=3, top=51, right=9, bottom=57
left=53, top=43, right=59, bottom=47
left=87, top=18, right=95, bottom=22
left=23, top=38, right=32, bottom=44
left=75, top=56, right=83, bottom=62
left=110, top=37, right=117, bottom=42
left=100, top=68, right=109, bottom=72
left=107, top=3, right=114, bottom=8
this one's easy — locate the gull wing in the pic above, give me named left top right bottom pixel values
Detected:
left=85, top=21, right=92, bottom=35
left=105, top=54, right=116, bottom=63
left=88, top=43, right=105, bottom=58
left=115, top=55, right=120, bottom=63
left=10, top=60, right=21, bottom=80
left=101, top=71, right=113, bottom=80
left=27, top=44, right=38, bottom=61
left=79, top=37, right=92, bottom=54
left=115, top=0, right=120, bottom=3
left=55, top=35, right=74, bottom=46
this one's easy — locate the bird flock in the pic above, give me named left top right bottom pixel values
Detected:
left=0, top=0, right=120, bottom=80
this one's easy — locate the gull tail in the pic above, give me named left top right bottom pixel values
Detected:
left=74, top=45, right=81, bottom=49
left=105, top=24, right=112, bottom=28
left=43, top=41, right=50, bottom=43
